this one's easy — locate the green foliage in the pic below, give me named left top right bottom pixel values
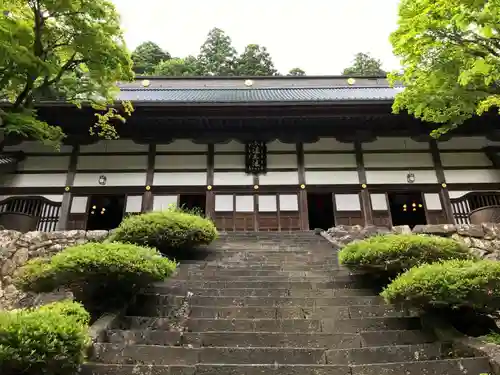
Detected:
left=339, top=234, right=472, bottom=275
left=108, top=206, right=218, bottom=256
left=236, top=44, right=278, bottom=76
left=288, top=67, right=306, bottom=76
left=0, top=300, right=90, bottom=375
left=342, top=52, right=386, bottom=76
left=390, top=0, right=500, bottom=137
left=15, top=242, right=177, bottom=313
left=132, top=41, right=171, bottom=74
left=381, top=260, right=500, bottom=314
left=154, top=57, right=200, bottom=76
left=0, top=0, right=134, bottom=147
left=197, top=27, right=238, bottom=76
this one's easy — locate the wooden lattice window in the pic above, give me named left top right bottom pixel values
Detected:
left=245, top=141, right=267, bottom=175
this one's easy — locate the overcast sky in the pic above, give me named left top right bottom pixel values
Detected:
left=112, top=0, right=401, bottom=75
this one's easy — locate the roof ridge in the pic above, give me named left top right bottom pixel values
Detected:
left=119, top=86, right=398, bottom=91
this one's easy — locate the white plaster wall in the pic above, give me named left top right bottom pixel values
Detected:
left=267, top=140, right=296, bottom=151
left=1, top=173, right=67, bottom=188
left=19, top=156, right=70, bottom=171
left=449, top=191, right=472, bottom=199
left=70, top=196, right=88, bottom=213
left=214, top=172, right=253, bottom=186
left=362, top=137, right=429, bottom=151
left=279, top=195, right=299, bottom=211
left=370, top=194, right=388, bottom=211
left=305, top=171, right=359, bottom=185
left=154, top=172, right=206, bottom=186
left=215, top=141, right=245, bottom=152
left=303, top=137, right=354, bottom=151
left=73, top=172, right=146, bottom=186
left=259, top=172, right=299, bottom=185
left=126, top=195, right=143, bottom=212
left=267, top=154, right=297, bottom=169
left=153, top=195, right=178, bottom=211
left=424, top=193, right=442, bottom=210
left=366, top=170, right=438, bottom=184
left=437, top=136, right=499, bottom=150
left=215, top=195, right=234, bottom=211
left=304, top=154, right=357, bottom=168
left=155, top=154, right=207, bottom=170
left=77, top=155, right=147, bottom=170
left=440, top=152, right=492, bottom=167
left=235, top=195, right=254, bottom=212
left=214, top=154, right=245, bottom=170
left=363, top=153, right=434, bottom=168
left=444, top=170, right=500, bottom=184
left=80, top=140, right=148, bottom=153
left=336, top=194, right=361, bottom=211
left=3, top=141, right=73, bottom=153
left=258, top=195, right=277, bottom=212
left=156, top=140, right=207, bottom=152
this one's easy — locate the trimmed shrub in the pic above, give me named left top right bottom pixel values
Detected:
left=15, top=242, right=177, bottom=314
left=338, top=234, right=472, bottom=276
left=108, top=207, right=218, bottom=255
left=381, top=260, right=500, bottom=314
left=0, top=300, right=90, bottom=375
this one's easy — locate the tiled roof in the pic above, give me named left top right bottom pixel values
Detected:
left=116, top=87, right=403, bottom=103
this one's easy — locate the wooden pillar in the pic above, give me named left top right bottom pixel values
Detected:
left=296, top=143, right=309, bottom=230
left=354, top=140, right=373, bottom=226
left=253, top=175, right=259, bottom=231
left=206, top=143, right=215, bottom=220
left=430, top=139, right=454, bottom=223
left=56, top=144, right=79, bottom=230
left=141, top=143, right=156, bottom=212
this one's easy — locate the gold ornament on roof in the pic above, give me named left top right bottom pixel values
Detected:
left=142, top=79, right=151, bottom=87
left=347, top=78, right=356, bottom=85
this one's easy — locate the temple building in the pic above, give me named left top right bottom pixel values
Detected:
left=0, top=75, right=499, bottom=232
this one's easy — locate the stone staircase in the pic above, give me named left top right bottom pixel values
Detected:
left=81, top=232, right=492, bottom=375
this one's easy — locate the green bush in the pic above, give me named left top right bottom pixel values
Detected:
left=15, top=242, right=177, bottom=314
left=0, top=300, right=90, bottom=375
left=381, top=260, right=500, bottom=314
left=108, top=207, right=218, bottom=255
left=338, top=234, right=472, bottom=276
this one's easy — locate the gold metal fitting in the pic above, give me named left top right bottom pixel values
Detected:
left=145, top=185, right=151, bottom=191
left=207, top=185, right=212, bottom=190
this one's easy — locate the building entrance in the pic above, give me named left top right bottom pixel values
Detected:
left=307, top=193, right=335, bottom=230
left=388, top=192, right=427, bottom=228
left=179, top=194, right=206, bottom=215
left=86, top=195, right=125, bottom=230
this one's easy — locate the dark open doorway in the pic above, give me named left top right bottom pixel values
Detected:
left=388, top=192, right=427, bottom=228
left=307, top=192, right=335, bottom=230
left=86, top=195, right=125, bottom=230
left=179, top=194, right=206, bottom=215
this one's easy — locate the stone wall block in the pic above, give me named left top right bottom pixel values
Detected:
left=481, top=223, right=499, bottom=240
left=456, top=224, right=484, bottom=238
left=1, top=259, right=15, bottom=277
left=413, top=224, right=456, bottom=236
left=11, top=248, right=29, bottom=266
left=392, top=225, right=412, bottom=234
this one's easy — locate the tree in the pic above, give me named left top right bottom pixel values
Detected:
left=154, top=57, right=199, bottom=76
left=0, top=0, right=134, bottom=148
left=197, top=28, right=237, bottom=76
left=389, top=0, right=500, bottom=137
left=288, top=68, right=306, bottom=76
left=236, top=44, right=278, bottom=76
left=131, top=41, right=171, bottom=75
left=342, top=52, right=386, bottom=76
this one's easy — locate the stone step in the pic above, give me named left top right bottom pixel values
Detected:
left=145, top=286, right=374, bottom=297
left=175, top=270, right=349, bottom=278
left=80, top=357, right=493, bottom=375
left=105, top=329, right=435, bottom=348
left=181, top=265, right=348, bottom=272
left=113, top=316, right=422, bottom=333
left=91, top=342, right=445, bottom=366
left=131, top=294, right=383, bottom=310
left=154, top=280, right=365, bottom=290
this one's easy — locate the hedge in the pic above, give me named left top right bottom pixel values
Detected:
left=15, top=242, right=177, bottom=313
left=0, top=300, right=90, bottom=375
left=108, top=207, right=218, bottom=256
left=338, top=234, right=472, bottom=276
left=381, top=259, right=500, bottom=314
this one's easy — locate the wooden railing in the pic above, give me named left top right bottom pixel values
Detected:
left=450, top=191, right=500, bottom=224
left=0, top=196, right=61, bottom=232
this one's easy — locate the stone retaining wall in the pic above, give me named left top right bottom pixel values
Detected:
left=0, top=230, right=108, bottom=310
left=326, top=223, right=500, bottom=260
